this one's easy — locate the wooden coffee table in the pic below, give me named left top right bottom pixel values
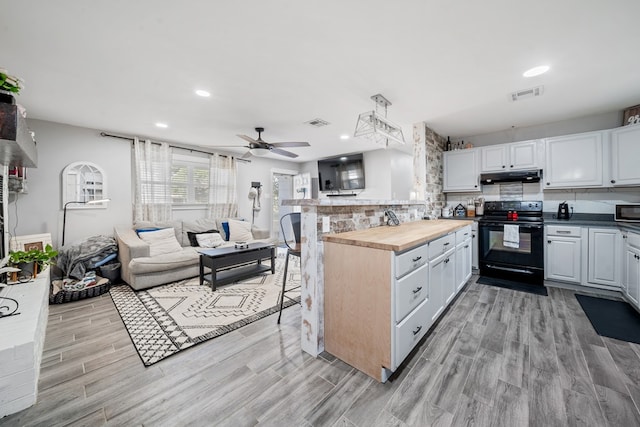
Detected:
left=198, top=243, right=275, bottom=290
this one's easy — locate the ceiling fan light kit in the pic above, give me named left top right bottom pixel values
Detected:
left=249, top=147, right=270, bottom=157
left=354, top=94, right=405, bottom=147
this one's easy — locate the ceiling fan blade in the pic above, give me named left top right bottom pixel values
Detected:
left=270, top=147, right=299, bottom=158
left=241, top=151, right=253, bottom=159
left=208, top=145, right=250, bottom=148
left=270, top=141, right=310, bottom=148
left=237, top=134, right=258, bottom=144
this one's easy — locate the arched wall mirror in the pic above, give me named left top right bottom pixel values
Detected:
left=62, top=161, right=108, bottom=209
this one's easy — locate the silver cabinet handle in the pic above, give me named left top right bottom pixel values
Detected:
left=412, top=286, right=423, bottom=294
left=412, top=325, right=422, bottom=336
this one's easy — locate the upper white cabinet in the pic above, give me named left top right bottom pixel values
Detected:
left=481, top=140, right=540, bottom=172
left=611, top=124, right=640, bottom=186
left=443, top=149, right=480, bottom=192
left=544, top=131, right=605, bottom=189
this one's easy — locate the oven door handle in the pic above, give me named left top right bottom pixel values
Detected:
left=480, top=222, right=543, bottom=229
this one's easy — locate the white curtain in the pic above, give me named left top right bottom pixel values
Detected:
left=132, top=137, right=172, bottom=222
left=208, top=154, right=237, bottom=219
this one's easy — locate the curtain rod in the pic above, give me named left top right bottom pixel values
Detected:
left=99, top=131, right=251, bottom=163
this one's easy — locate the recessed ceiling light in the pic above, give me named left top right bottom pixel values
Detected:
left=340, top=134, right=349, bottom=140
left=195, top=89, right=211, bottom=97
left=523, top=65, right=550, bottom=78
left=155, top=122, right=168, bottom=128
left=340, top=157, right=347, bottom=161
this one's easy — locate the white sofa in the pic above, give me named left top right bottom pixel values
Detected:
left=114, top=218, right=273, bottom=290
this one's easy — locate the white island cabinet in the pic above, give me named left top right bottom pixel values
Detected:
left=323, top=220, right=472, bottom=382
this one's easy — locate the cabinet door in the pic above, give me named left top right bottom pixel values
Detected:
left=427, top=255, right=446, bottom=322
left=471, top=223, right=479, bottom=270
left=481, top=146, right=508, bottom=172
left=510, top=140, right=539, bottom=170
left=611, top=125, right=640, bottom=186
left=544, top=131, right=604, bottom=189
left=455, top=240, right=472, bottom=292
left=588, top=228, right=621, bottom=287
left=546, top=236, right=581, bottom=283
left=443, top=149, right=480, bottom=192
left=624, top=246, right=640, bottom=307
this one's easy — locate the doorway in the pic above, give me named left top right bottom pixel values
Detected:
left=272, top=172, right=295, bottom=244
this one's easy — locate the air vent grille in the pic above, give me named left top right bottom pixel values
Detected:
left=305, top=118, right=330, bottom=127
left=510, top=85, right=544, bottom=102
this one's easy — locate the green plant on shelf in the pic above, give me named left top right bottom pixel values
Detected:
left=9, top=244, right=58, bottom=270
left=0, top=68, right=24, bottom=94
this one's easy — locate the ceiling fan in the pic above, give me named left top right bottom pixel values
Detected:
left=215, top=127, right=310, bottom=159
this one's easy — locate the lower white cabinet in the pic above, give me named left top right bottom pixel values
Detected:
left=455, top=227, right=472, bottom=291
left=545, top=226, right=582, bottom=284
left=428, top=248, right=455, bottom=321
left=587, top=228, right=622, bottom=288
left=623, top=231, right=640, bottom=308
left=324, top=221, right=472, bottom=382
left=471, top=222, right=479, bottom=270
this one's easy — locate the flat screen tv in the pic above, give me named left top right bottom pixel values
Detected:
left=318, top=153, right=365, bottom=191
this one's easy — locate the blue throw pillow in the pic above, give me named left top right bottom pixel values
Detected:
left=136, top=227, right=162, bottom=237
left=221, top=222, right=230, bottom=241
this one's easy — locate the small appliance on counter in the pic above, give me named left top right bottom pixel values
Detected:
left=615, top=204, right=640, bottom=222
left=475, top=197, right=485, bottom=216
left=557, top=201, right=572, bottom=220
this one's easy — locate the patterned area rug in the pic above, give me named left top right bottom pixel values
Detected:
left=110, top=255, right=300, bottom=366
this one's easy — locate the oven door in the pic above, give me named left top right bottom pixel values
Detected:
left=478, top=221, right=544, bottom=284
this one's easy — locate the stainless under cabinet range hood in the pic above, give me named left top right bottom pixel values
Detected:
left=480, top=169, right=541, bottom=185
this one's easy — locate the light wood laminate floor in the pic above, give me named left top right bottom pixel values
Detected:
left=3, top=276, right=640, bottom=426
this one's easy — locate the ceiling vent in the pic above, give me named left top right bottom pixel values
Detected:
left=305, top=118, right=330, bottom=127
left=510, top=85, right=544, bottom=102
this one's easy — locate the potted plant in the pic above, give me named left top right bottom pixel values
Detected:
left=8, top=244, right=58, bottom=281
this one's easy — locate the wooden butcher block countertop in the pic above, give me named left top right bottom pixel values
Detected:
left=323, top=219, right=474, bottom=252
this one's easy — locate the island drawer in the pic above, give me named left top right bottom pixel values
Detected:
left=394, top=263, right=429, bottom=322
left=428, top=233, right=456, bottom=260
left=395, top=243, right=429, bottom=279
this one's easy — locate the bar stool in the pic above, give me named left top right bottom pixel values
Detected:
left=277, top=212, right=301, bottom=324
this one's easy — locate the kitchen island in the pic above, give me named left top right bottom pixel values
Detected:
left=323, top=219, right=473, bottom=381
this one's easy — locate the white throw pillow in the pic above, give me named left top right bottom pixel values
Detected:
left=139, top=228, right=183, bottom=257
left=228, top=219, right=254, bottom=242
left=196, top=232, right=225, bottom=248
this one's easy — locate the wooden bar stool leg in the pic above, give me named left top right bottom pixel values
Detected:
left=277, top=250, right=291, bottom=324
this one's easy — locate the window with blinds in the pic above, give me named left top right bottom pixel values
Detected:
left=171, top=152, right=210, bottom=205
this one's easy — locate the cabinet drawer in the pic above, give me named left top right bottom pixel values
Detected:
left=395, top=298, right=431, bottom=366
left=428, top=234, right=456, bottom=260
left=627, top=232, right=640, bottom=249
left=395, top=244, right=429, bottom=279
left=547, top=225, right=581, bottom=237
left=394, top=263, right=429, bottom=322
left=456, top=226, right=472, bottom=244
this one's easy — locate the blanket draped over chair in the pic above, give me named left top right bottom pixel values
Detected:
left=56, top=235, right=118, bottom=279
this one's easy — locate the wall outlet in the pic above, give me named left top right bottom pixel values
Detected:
left=322, top=216, right=330, bottom=233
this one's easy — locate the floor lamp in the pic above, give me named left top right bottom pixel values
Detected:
left=62, top=198, right=110, bottom=246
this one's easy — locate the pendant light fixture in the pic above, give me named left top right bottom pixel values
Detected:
left=354, top=94, right=405, bottom=147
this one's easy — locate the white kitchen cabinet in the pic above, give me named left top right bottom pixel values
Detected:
left=443, top=149, right=480, bottom=192
left=455, top=226, right=472, bottom=291
left=323, top=221, right=472, bottom=382
left=587, top=228, right=622, bottom=288
left=545, top=226, right=582, bottom=283
left=611, top=124, right=640, bottom=186
left=544, top=131, right=605, bottom=189
left=623, top=231, right=640, bottom=308
left=428, top=247, right=455, bottom=320
left=471, top=222, right=479, bottom=270
left=481, top=140, right=540, bottom=172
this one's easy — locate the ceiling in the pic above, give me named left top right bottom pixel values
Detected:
left=2, top=1, right=639, bottom=162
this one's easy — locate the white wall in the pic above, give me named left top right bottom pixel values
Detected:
left=301, top=149, right=413, bottom=200
left=8, top=119, right=300, bottom=248
left=462, top=111, right=622, bottom=147
left=8, top=119, right=133, bottom=247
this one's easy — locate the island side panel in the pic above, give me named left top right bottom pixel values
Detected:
left=299, top=206, right=322, bottom=356
left=324, top=241, right=391, bottom=381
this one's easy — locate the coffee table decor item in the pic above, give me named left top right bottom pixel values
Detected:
left=109, top=253, right=300, bottom=366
